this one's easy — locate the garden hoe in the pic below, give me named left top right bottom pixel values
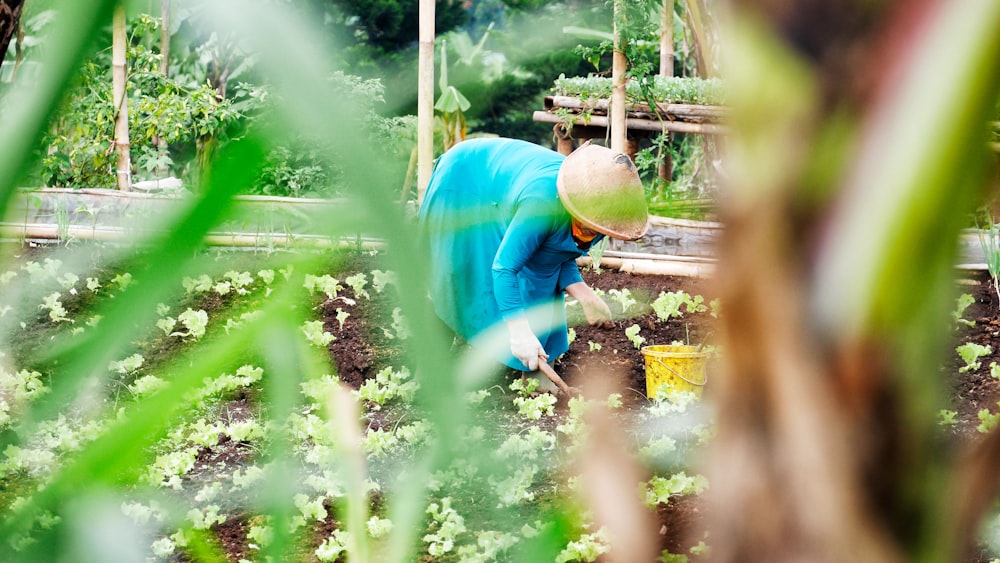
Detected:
left=537, top=356, right=582, bottom=398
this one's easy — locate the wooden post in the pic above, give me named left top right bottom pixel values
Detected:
left=112, top=2, right=131, bottom=191
left=553, top=123, right=574, bottom=155
left=610, top=0, right=627, bottom=154
left=625, top=137, right=640, bottom=162
left=416, top=0, right=435, bottom=205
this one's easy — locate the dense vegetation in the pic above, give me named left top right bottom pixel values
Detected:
left=3, top=0, right=718, bottom=206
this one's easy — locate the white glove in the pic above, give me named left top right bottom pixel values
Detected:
left=508, top=319, right=547, bottom=371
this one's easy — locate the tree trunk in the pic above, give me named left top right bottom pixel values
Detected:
left=416, top=0, right=435, bottom=204
left=0, top=0, right=24, bottom=67
left=112, top=2, right=131, bottom=191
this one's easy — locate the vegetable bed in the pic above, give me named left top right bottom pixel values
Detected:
left=0, top=243, right=719, bottom=562
left=1, top=242, right=998, bottom=562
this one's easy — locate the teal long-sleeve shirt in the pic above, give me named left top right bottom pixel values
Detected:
left=419, top=138, right=602, bottom=370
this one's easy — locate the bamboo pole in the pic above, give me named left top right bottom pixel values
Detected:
left=0, top=223, right=383, bottom=250
left=112, top=2, right=131, bottom=191
left=685, top=0, right=711, bottom=77
left=610, top=0, right=627, bottom=153
left=659, top=0, right=674, bottom=76
left=576, top=255, right=715, bottom=278
left=416, top=0, right=435, bottom=205
left=159, top=0, right=169, bottom=75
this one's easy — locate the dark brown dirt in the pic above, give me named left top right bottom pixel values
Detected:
left=187, top=259, right=1000, bottom=562
left=948, top=270, right=1000, bottom=430
left=561, top=267, right=717, bottom=409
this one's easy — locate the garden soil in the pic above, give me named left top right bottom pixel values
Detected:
left=172, top=258, right=1000, bottom=561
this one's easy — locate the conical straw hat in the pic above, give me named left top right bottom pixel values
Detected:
left=556, top=143, right=649, bottom=240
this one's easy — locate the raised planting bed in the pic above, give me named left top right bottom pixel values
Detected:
left=532, top=75, right=729, bottom=157
left=1, top=188, right=378, bottom=249
left=610, top=215, right=721, bottom=258
left=533, top=94, right=728, bottom=137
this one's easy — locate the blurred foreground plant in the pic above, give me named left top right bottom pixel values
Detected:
left=708, top=1, right=1000, bottom=561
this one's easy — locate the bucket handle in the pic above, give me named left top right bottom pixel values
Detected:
left=653, top=357, right=707, bottom=387
left=695, top=330, right=714, bottom=353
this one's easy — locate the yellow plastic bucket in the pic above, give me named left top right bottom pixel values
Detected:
left=641, top=345, right=708, bottom=398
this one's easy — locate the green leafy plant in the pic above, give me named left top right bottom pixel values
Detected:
left=979, top=406, right=1000, bottom=434
left=953, top=293, right=976, bottom=327
left=552, top=75, right=726, bottom=106
left=370, top=269, right=396, bottom=294
left=556, top=528, right=610, bottom=563
left=957, top=342, right=992, bottom=373
left=979, top=217, right=1000, bottom=305
left=423, top=497, right=467, bottom=557
left=301, top=319, right=335, bottom=348
left=434, top=39, right=472, bottom=152
left=173, top=308, right=209, bottom=340
left=344, top=273, right=370, bottom=299
left=513, top=393, right=558, bottom=421
left=356, top=366, right=418, bottom=409
left=651, top=290, right=687, bottom=321
left=587, top=236, right=609, bottom=273
left=625, top=323, right=646, bottom=349
left=938, top=409, right=959, bottom=427
left=39, top=292, right=70, bottom=323
left=335, top=308, right=350, bottom=330
left=36, top=14, right=246, bottom=189
left=608, top=288, right=638, bottom=315
left=642, top=472, right=709, bottom=507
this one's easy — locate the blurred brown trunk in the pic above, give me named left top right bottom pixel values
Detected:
left=707, top=0, right=1000, bottom=561
left=0, top=0, right=24, bottom=65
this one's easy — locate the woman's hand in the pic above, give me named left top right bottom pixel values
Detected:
left=565, top=282, right=614, bottom=328
left=508, top=318, right=547, bottom=370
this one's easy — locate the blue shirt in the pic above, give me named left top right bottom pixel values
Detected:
left=419, top=138, right=601, bottom=370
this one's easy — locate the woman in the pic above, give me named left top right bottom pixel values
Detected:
left=419, top=137, right=648, bottom=375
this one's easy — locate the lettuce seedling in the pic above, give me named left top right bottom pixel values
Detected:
left=953, top=293, right=976, bottom=327
left=625, top=324, right=645, bottom=349
left=957, top=342, right=992, bottom=373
